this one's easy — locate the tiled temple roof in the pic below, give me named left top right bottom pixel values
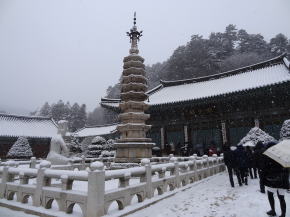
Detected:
left=73, top=124, right=117, bottom=138
left=0, top=114, right=58, bottom=139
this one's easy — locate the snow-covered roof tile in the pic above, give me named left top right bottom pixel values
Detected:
left=73, top=124, right=117, bottom=138
left=149, top=63, right=290, bottom=106
left=0, top=114, right=59, bottom=139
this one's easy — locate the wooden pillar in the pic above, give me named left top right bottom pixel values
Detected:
left=160, top=127, right=165, bottom=150
left=221, top=121, right=227, bottom=145
left=184, top=125, right=188, bottom=144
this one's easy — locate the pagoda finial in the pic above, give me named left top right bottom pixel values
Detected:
left=126, top=12, right=143, bottom=54
left=133, top=12, right=136, bottom=26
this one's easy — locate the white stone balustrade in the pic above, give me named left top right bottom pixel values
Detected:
left=0, top=156, right=225, bottom=217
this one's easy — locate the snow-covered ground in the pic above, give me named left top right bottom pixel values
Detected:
left=1, top=172, right=289, bottom=217
left=128, top=172, right=290, bottom=217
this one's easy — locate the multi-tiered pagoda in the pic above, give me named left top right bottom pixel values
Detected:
left=114, top=13, right=154, bottom=163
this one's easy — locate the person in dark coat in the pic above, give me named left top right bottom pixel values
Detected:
left=223, top=145, right=237, bottom=187
left=264, top=142, right=289, bottom=217
left=253, top=141, right=266, bottom=193
left=235, top=145, right=249, bottom=185
left=246, top=146, right=257, bottom=179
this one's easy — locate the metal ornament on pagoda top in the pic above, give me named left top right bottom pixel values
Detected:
left=114, top=13, right=154, bottom=163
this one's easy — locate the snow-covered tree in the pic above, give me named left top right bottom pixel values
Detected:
left=87, top=136, right=106, bottom=157
left=103, top=139, right=115, bottom=151
left=67, top=138, right=82, bottom=153
left=39, top=102, right=51, bottom=117
left=101, top=139, right=115, bottom=157
left=238, top=127, right=277, bottom=146
left=280, top=120, right=290, bottom=141
left=7, top=137, right=33, bottom=158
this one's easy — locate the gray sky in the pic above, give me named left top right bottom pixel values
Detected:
left=0, top=0, right=290, bottom=114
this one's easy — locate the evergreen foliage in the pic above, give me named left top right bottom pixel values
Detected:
left=280, top=120, right=290, bottom=141
left=7, top=137, right=33, bottom=158
left=67, top=138, right=82, bottom=153
left=87, top=136, right=106, bottom=157
left=238, top=127, right=277, bottom=146
left=37, top=100, right=87, bottom=132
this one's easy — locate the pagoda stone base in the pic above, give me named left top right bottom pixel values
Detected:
left=114, top=142, right=153, bottom=163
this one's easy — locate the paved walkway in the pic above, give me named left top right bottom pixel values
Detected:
left=128, top=172, right=290, bottom=217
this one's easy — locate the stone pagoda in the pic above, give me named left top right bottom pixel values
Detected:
left=115, top=13, right=154, bottom=163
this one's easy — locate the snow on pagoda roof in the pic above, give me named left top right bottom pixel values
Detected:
left=73, top=124, right=117, bottom=138
left=100, top=54, right=290, bottom=108
left=0, top=114, right=59, bottom=139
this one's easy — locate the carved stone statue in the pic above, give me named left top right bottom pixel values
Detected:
left=46, top=135, right=70, bottom=165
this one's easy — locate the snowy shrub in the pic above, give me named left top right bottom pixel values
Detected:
left=87, top=136, right=106, bottom=158
left=7, top=137, right=33, bottom=159
left=80, top=137, right=93, bottom=152
left=103, top=139, right=115, bottom=151
left=67, top=138, right=82, bottom=153
left=238, top=127, right=277, bottom=146
left=100, top=150, right=115, bottom=157
left=280, top=119, right=290, bottom=141
left=91, top=136, right=106, bottom=145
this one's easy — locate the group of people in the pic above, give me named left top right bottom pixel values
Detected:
left=224, top=141, right=289, bottom=217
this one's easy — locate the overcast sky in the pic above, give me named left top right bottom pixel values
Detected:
left=0, top=0, right=290, bottom=114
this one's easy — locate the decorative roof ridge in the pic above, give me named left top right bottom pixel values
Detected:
left=160, top=53, right=287, bottom=87
left=0, top=113, right=53, bottom=121
left=101, top=98, right=121, bottom=103
left=146, top=84, right=163, bottom=95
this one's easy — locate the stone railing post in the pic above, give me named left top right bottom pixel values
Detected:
left=19, top=171, right=29, bottom=185
left=189, top=156, right=195, bottom=171
left=86, top=162, right=105, bottom=217
left=141, top=159, right=153, bottom=199
left=158, top=167, right=166, bottom=178
left=0, top=166, right=9, bottom=198
left=170, top=157, right=180, bottom=188
left=33, top=160, right=51, bottom=207
left=61, top=175, right=73, bottom=190
left=212, top=154, right=218, bottom=174
left=119, top=172, right=131, bottom=188
left=30, top=157, right=37, bottom=168
left=81, top=155, right=86, bottom=170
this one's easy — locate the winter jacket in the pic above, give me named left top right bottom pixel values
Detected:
left=224, top=150, right=237, bottom=168
left=246, top=149, right=254, bottom=168
left=234, top=146, right=250, bottom=168
left=263, top=156, right=289, bottom=189
left=253, top=148, right=267, bottom=170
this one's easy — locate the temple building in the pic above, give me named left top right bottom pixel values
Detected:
left=0, top=113, right=59, bottom=158
left=102, top=54, right=290, bottom=155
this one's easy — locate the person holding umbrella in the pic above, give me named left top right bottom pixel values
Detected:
left=263, top=141, right=289, bottom=217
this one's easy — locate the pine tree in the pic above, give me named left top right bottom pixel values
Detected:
left=7, top=137, right=33, bottom=158
left=51, top=100, right=66, bottom=121
left=280, top=120, right=290, bottom=141
left=270, top=33, right=289, bottom=56
left=39, top=102, right=51, bottom=117
left=69, top=103, right=81, bottom=131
